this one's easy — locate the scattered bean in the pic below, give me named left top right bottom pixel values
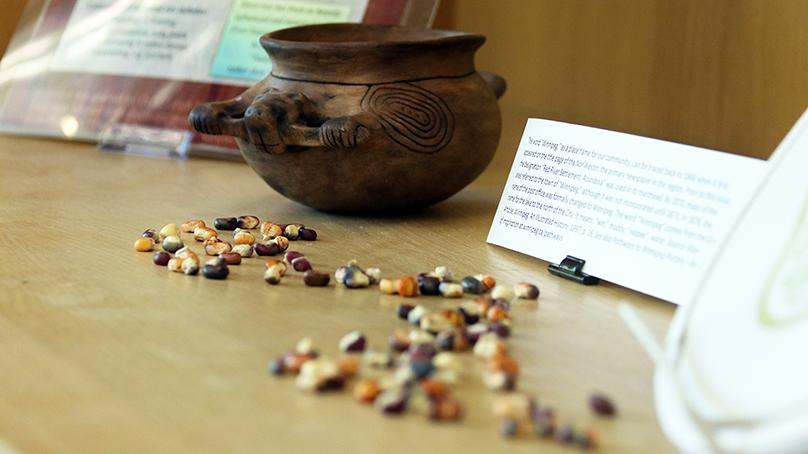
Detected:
left=202, top=258, right=229, bottom=279
left=167, top=257, right=183, bottom=273
left=291, top=257, right=312, bottom=272
left=161, top=235, right=184, bottom=253
left=152, top=251, right=171, bottom=266
left=141, top=229, right=157, bottom=239
left=428, top=398, right=462, bottom=421
left=283, top=223, right=302, bottom=240
left=364, top=267, right=381, bottom=285
left=354, top=379, right=382, bottom=404
left=363, top=350, right=393, bottom=369
left=303, top=270, right=330, bottom=287
left=265, top=259, right=287, bottom=275
left=460, top=276, right=484, bottom=294
left=388, top=329, right=411, bottom=352
left=233, top=230, right=256, bottom=245
left=514, top=282, right=540, bottom=300
left=420, top=313, right=454, bottom=334
left=486, top=305, right=510, bottom=322
left=268, top=357, right=285, bottom=376
left=255, top=242, right=281, bottom=256
left=554, top=424, right=575, bottom=444
left=408, top=329, right=435, bottom=346
left=283, top=251, right=304, bottom=264
left=407, top=305, right=427, bottom=325
left=296, top=358, right=344, bottom=392
left=214, top=217, right=238, bottom=230
left=134, top=237, right=154, bottom=252
left=438, top=282, right=464, bottom=298
left=488, top=322, right=511, bottom=338
left=458, top=302, right=482, bottom=325
left=432, top=266, right=454, bottom=282
left=396, top=276, right=418, bottom=297
left=336, top=356, right=359, bottom=378
left=375, top=389, right=409, bottom=415
left=589, top=393, right=616, bottom=417
left=500, top=418, right=519, bottom=438
left=396, top=303, right=414, bottom=320
left=339, top=331, right=366, bottom=353
left=158, top=223, right=180, bottom=241
left=295, top=337, right=317, bottom=355
left=237, top=215, right=260, bottom=229
left=473, top=333, right=508, bottom=359
left=283, top=352, right=315, bottom=375
left=475, top=274, right=497, bottom=291
left=379, top=278, right=397, bottom=294
left=465, top=323, right=489, bottom=345
left=299, top=227, right=317, bottom=241
left=193, top=226, right=218, bottom=242
left=260, top=221, right=283, bottom=239
left=264, top=265, right=283, bottom=285
left=344, top=270, right=370, bottom=288
left=437, top=330, right=469, bottom=352
left=203, top=238, right=232, bottom=256
left=417, top=275, right=441, bottom=295
left=410, top=358, right=435, bottom=379
left=219, top=252, right=242, bottom=265
left=273, top=236, right=289, bottom=252
left=231, top=244, right=254, bottom=257
left=491, top=285, right=514, bottom=301
left=180, top=220, right=205, bottom=233
left=181, top=257, right=199, bottom=275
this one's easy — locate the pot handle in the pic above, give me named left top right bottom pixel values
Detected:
left=188, top=90, right=371, bottom=154
left=480, top=71, right=507, bottom=99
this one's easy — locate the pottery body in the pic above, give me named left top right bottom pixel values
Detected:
left=190, top=24, right=505, bottom=212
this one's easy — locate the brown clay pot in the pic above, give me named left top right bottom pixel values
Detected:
left=189, top=23, right=506, bottom=212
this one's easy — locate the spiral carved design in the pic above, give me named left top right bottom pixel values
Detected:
left=361, top=83, right=454, bottom=154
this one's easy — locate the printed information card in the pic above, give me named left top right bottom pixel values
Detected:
left=487, top=119, right=768, bottom=304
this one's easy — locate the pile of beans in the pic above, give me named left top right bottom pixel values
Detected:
left=266, top=264, right=615, bottom=450
left=134, top=217, right=616, bottom=448
left=133, top=216, right=318, bottom=281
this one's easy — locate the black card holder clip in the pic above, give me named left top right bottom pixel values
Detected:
left=548, top=255, right=600, bottom=285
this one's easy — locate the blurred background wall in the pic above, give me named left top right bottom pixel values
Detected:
left=1, top=0, right=27, bottom=56
left=2, top=0, right=806, bottom=159
left=434, top=0, right=808, bottom=160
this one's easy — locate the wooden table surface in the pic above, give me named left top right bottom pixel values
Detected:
left=0, top=125, right=675, bottom=453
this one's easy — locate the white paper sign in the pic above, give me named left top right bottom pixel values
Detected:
left=487, top=119, right=767, bottom=304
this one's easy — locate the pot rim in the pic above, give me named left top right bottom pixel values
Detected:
left=261, top=23, right=485, bottom=52
left=259, top=23, right=486, bottom=84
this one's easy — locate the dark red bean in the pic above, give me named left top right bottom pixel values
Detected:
left=142, top=229, right=157, bottom=239
left=283, top=251, right=304, bottom=264
left=255, top=243, right=281, bottom=256
left=299, top=227, right=317, bottom=241
left=589, top=393, right=617, bottom=416
left=291, top=257, right=312, bottom=272
left=377, top=390, right=409, bottom=415
left=219, top=252, right=242, bottom=265
left=152, top=251, right=171, bottom=266
left=213, top=217, right=238, bottom=230
left=339, top=331, right=366, bottom=353
left=396, top=303, right=414, bottom=320
left=303, top=270, right=330, bottom=287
